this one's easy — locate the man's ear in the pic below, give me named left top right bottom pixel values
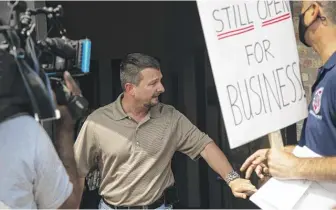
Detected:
left=311, top=2, right=321, bottom=20
left=125, top=83, right=135, bottom=96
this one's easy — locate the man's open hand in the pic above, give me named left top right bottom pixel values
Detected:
left=266, top=148, right=300, bottom=179
left=228, top=178, right=257, bottom=199
left=240, top=149, right=269, bottom=179
left=240, top=148, right=301, bottom=180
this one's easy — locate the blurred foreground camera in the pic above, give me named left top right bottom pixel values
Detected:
left=0, top=0, right=90, bottom=122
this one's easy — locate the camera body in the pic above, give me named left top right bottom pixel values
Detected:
left=0, top=0, right=90, bottom=122
left=39, top=37, right=91, bottom=77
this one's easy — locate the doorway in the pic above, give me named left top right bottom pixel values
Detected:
left=43, top=1, right=296, bottom=209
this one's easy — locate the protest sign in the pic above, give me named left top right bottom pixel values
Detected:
left=197, top=0, right=308, bottom=148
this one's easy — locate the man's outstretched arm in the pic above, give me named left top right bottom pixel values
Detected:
left=175, top=111, right=256, bottom=199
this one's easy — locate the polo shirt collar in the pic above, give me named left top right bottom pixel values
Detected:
left=112, top=94, right=161, bottom=121
left=113, top=94, right=128, bottom=120
left=322, top=51, right=336, bottom=70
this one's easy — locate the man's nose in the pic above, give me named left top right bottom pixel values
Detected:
left=158, top=82, right=165, bottom=93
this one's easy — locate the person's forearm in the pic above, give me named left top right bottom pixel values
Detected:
left=55, top=126, right=81, bottom=207
left=200, top=142, right=233, bottom=179
left=295, top=157, right=336, bottom=181
left=78, top=177, right=85, bottom=200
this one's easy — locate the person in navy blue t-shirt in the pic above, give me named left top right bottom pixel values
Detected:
left=240, top=1, right=336, bottom=183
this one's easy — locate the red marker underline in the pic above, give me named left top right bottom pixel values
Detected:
left=262, top=13, right=290, bottom=27
left=217, top=25, right=254, bottom=37
left=217, top=25, right=254, bottom=40
left=218, top=27, right=254, bottom=40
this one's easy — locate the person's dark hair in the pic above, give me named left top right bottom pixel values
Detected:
left=0, top=49, right=32, bottom=123
left=316, top=1, right=336, bottom=24
left=120, top=53, right=160, bottom=91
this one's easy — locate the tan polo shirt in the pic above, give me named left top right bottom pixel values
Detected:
left=74, top=94, right=213, bottom=206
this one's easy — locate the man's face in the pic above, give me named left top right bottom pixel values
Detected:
left=133, top=68, right=165, bottom=107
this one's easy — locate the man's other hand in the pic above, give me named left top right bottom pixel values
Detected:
left=54, top=71, right=82, bottom=129
left=228, top=178, right=257, bottom=199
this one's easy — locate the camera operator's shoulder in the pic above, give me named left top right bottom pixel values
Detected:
left=3, top=115, right=40, bottom=130
left=0, top=115, right=47, bottom=145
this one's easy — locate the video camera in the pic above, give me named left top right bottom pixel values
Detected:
left=0, top=0, right=90, bottom=122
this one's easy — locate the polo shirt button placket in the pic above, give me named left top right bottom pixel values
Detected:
left=135, top=127, right=140, bottom=147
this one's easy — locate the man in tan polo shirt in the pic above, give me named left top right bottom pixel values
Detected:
left=74, top=53, right=257, bottom=209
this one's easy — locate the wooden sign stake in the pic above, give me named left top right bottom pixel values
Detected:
left=257, top=130, right=284, bottom=188
left=268, top=130, right=284, bottom=149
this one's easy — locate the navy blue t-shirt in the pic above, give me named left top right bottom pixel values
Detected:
left=299, top=52, right=336, bottom=156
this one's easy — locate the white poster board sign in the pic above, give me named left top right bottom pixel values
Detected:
left=196, top=0, right=308, bottom=149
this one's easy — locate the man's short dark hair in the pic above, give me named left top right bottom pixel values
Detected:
left=120, top=53, right=160, bottom=91
left=317, top=1, right=336, bottom=24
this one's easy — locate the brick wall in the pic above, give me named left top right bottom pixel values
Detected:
left=292, top=2, right=322, bottom=139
